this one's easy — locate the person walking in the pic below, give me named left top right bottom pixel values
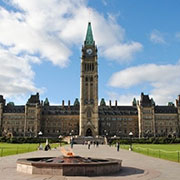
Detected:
left=88, top=141, right=91, bottom=149
left=117, top=142, right=120, bottom=152
left=70, top=138, right=74, bottom=149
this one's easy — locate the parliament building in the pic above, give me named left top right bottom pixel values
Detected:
left=0, top=23, right=180, bottom=138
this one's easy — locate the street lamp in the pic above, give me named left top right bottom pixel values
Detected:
left=119, top=130, right=122, bottom=139
left=104, top=130, right=106, bottom=136
left=70, top=130, right=74, bottom=149
left=58, top=135, right=62, bottom=146
left=29, top=129, right=32, bottom=138
left=129, top=132, right=133, bottom=151
left=38, top=131, right=43, bottom=150
left=38, top=131, right=43, bottom=142
left=38, top=131, right=43, bottom=136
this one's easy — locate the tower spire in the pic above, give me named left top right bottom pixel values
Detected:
left=85, top=22, right=94, bottom=46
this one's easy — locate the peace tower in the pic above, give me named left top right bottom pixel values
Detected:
left=79, top=22, right=99, bottom=136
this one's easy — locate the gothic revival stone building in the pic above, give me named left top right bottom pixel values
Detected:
left=0, top=23, right=180, bottom=138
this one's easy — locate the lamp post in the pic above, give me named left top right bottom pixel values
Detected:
left=38, top=131, right=43, bottom=137
left=59, top=135, right=62, bottom=146
left=38, top=131, right=43, bottom=150
left=38, top=131, right=43, bottom=142
left=104, top=130, right=106, bottom=136
left=103, top=130, right=107, bottom=144
left=119, top=130, right=122, bottom=139
left=29, top=129, right=32, bottom=138
left=129, top=132, right=133, bottom=151
left=70, top=130, right=74, bottom=149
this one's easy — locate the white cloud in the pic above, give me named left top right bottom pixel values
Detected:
left=0, top=0, right=142, bottom=64
left=150, top=29, right=166, bottom=44
left=104, top=42, right=142, bottom=62
left=0, top=0, right=142, bottom=99
left=0, top=48, right=43, bottom=98
left=108, top=63, right=180, bottom=104
left=107, top=92, right=138, bottom=105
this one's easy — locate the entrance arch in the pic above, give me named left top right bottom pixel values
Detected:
left=86, top=128, right=92, bottom=136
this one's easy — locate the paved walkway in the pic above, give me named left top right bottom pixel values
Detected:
left=0, top=144, right=180, bottom=180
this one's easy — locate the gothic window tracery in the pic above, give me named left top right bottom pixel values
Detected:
left=87, top=109, right=91, bottom=118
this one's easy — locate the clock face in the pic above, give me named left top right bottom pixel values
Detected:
left=86, top=48, right=93, bottom=55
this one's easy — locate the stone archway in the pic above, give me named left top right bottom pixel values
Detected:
left=86, top=128, right=92, bottom=136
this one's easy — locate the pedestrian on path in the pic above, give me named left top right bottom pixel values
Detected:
left=70, top=138, right=74, bottom=149
left=117, top=142, right=120, bottom=151
left=87, top=141, right=91, bottom=149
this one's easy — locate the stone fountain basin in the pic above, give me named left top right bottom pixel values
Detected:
left=17, top=156, right=122, bottom=176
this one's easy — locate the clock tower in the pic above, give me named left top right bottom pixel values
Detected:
left=80, top=22, right=99, bottom=136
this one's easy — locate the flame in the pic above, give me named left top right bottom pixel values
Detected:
left=60, top=147, right=75, bottom=157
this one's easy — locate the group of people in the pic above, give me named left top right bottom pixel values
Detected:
left=38, top=143, right=51, bottom=151
left=38, top=139, right=51, bottom=151
left=85, top=140, right=100, bottom=149
left=38, top=138, right=120, bottom=152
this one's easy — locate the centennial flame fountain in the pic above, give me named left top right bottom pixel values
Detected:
left=17, top=147, right=122, bottom=176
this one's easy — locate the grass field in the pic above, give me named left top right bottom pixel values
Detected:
left=0, top=143, right=59, bottom=157
left=120, top=144, right=180, bottom=163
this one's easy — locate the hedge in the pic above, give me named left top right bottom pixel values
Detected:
left=110, top=137, right=180, bottom=145
left=0, top=136, right=68, bottom=144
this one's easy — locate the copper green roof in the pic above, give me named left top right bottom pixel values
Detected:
left=85, top=22, right=94, bottom=46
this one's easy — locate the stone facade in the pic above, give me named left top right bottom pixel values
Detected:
left=137, top=93, right=180, bottom=138
left=0, top=93, right=180, bottom=138
left=80, top=22, right=99, bottom=137
left=0, top=23, right=180, bottom=138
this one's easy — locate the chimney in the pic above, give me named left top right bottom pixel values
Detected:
left=62, top=100, right=64, bottom=108
left=68, top=100, right=70, bottom=108
left=109, top=100, right=111, bottom=107
left=115, top=100, right=117, bottom=107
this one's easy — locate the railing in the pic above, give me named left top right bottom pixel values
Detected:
left=0, top=143, right=59, bottom=157
left=120, top=145, right=180, bottom=163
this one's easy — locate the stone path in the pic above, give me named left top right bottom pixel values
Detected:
left=0, top=144, right=180, bottom=180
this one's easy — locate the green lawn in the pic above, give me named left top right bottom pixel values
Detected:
left=0, top=143, right=59, bottom=157
left=120, top=144, right=180, bottom=163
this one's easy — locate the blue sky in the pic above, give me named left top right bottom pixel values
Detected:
left=0, top=0, right=180, bottom=105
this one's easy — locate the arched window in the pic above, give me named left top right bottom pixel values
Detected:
left=84, top=64, right=87, bottom=71
left=87, top=109, right=91, bottom=118
left=92, top=64, right=94, bottom=71
left=86, top=128, right=92, bottom=136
